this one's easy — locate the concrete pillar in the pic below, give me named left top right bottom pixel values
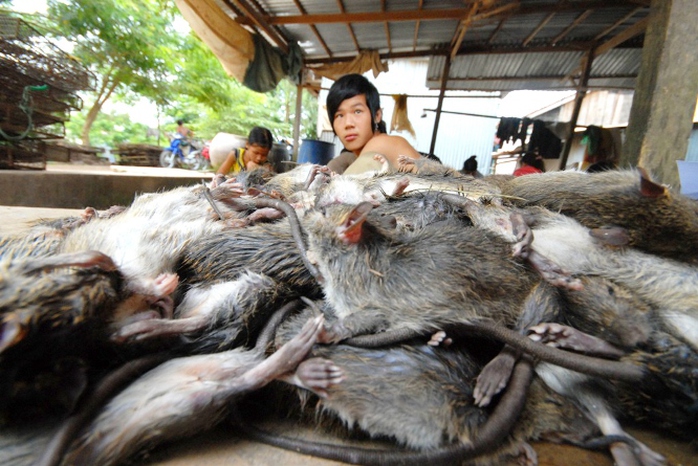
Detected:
left=621, top=0, right=698, bottom=188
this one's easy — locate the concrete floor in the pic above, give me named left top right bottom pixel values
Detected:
left=0, top=163, right=696, bottom=466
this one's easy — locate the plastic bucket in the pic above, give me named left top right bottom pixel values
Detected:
left=298, top=139, right=334, bottom=165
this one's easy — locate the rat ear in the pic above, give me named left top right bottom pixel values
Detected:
left=337, top=201, right=373, bottom=244
left=637, top=167, right=666, bottom=198
left=0, top=315, right=26, bottom=354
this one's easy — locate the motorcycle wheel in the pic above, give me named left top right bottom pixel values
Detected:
left=160, top=149, right=176, bottom=168
left=186, top=150, right=203, bottom=170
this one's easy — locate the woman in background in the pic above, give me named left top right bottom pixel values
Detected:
left=513, top=151, right=545, bottom=177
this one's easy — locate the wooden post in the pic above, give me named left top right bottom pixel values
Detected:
left=558, top=48, right=594, bottom=171
left=621, top=0, right=698, bottom=188
left=429, top=56, right=451, bottom=157
left=292, top=83, right=303, bottom=161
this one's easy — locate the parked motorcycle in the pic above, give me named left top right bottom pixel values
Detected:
left=187, top=141, right=211, bottom=171
left=159, top=134, right=206, bottom=169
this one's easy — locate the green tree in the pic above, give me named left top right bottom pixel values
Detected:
left=172, top=33, right=233, bottom=113
left=64, top=108, right=157, bottom=147
left=48, top=0, right=181, bottom=145
left=11, top=0, right=319, bottom=150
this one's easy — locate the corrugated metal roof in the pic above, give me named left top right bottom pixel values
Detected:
left=426, top=46, right=642, bottom=91
left=189, top=0, right=651, bottom=92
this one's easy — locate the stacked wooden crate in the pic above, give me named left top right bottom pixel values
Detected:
left=0, top=15, right=93, bottom=169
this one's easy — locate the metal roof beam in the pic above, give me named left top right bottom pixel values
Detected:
left=264, top=8, right=485, bottom=25
left=335, top=0, right=360, bottom=53
left=595, top=15, right=649, bottom=55
left=523, top=12, right=555, bottom=47
left=254, top=1, right=645, bottom=26
left=450, top=3, right=479, bottom=61
left=412, top=0, right=424, bottom=51
left=381, top=0, right=392, bottom=54
left=552, top=9, right=594, bottom=45
left=226, top=0, right=289, bottom=53
left=594, top=7, right=643, bottom=40
left=444, top=74, right=636, bottom=82
left=291, top=0, right=332, bottom=57
left=303, top=38, right=642, bottom=66
left=487, top=18, right=506, bottom=44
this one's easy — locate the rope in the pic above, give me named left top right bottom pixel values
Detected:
left=0, top=84, right=49, bottom=141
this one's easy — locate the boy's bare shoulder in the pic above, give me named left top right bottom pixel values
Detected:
left=362, top=134, right=420, bottom=162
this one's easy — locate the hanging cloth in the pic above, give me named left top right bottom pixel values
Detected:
left=175, top=0, right=255, bottom=82
left=390, top=94, right=416, bottom=138
left=243, top=34, right=303, bottom=93
left=310, top=50, right=389, bottom=81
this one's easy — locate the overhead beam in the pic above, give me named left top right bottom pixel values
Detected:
left=381, top=0, right=391, bottom=53
left=412, top=0, right=424, bottom=51
left=444, top=74, right=636, bottom=82
left=291, top=0, right=332, bottom=57
left=594, top=7, right=643, bottom=40
left=595, top=15, right=649, bottom=55
left=450, top=3, right=479, bottom=61
left=487, top=18, right=506, bottom=44
left=449, top=1, right=519, bottom=59
left=227, top=0, right=289, bottom=53
left=562, top=18, right=648, bottom=84
left=246, top=1, right=644, bottom=26
left=552, top=9, right=594, bottom=45
left=523, top=12, right=556, bottom=46
left=266, top=8, right=474, bottom=25
left=336, top=0, right=360, bottom=52
left=302, top=38, right=644, bottom=66
left=304, top=49, right=448, bottom=65
left=472, top=2, right=519, bottom=21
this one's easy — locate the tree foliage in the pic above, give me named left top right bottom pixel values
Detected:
left=64, top=108, right=158, bottom=147
left=48, top=0, right=181, bottom=145
left=9, top=0, right=319, bottom=150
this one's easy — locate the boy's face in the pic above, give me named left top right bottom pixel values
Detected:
left=332, top=94, right=378, bottom=155
left=246, top=143, right=270, bottom=166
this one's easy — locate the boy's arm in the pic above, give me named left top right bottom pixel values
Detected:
left=361, top=134, right=421, bottom=168
left=216, top=149, right=237, bottom=175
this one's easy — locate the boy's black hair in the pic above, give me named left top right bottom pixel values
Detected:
left=248, top=126, right=273, bottom=150
left=176, top=119, right=184, bottom=125
left=326, top=74, right=381, bottom=134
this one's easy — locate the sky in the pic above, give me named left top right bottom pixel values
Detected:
left=10, top=0, right=46, bottom=14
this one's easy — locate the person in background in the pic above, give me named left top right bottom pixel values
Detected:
left=513, top=151, right=545, bottom=177
left=216, top=126, right=274, bottom=175
left=326, top=74, right=421, bottom=175
left=461, top=155, right=483, bottom=178
left=176, top=119, right=193, bottom=139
